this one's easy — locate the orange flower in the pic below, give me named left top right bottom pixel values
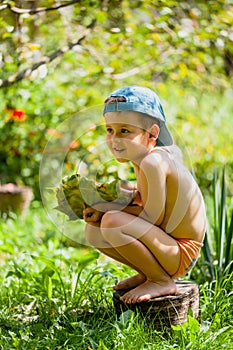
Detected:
left=69, top=140, right=80, bottom=149
left=47, top=128, right=63, bottom=138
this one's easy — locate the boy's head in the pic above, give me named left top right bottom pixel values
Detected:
left=103, top=86, right=173, bottom=147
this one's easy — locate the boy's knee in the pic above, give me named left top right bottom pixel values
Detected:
left=101, top=210, right=121, bottom=229
left=100, top=211, right=120, bottom=243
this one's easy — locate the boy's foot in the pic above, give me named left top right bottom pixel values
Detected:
left=119, top=279, right=177, bottom=304
left=113, top=273, right=146, bottom=290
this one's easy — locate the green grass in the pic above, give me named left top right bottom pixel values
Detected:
left=0, top=205, right=233, bottom=349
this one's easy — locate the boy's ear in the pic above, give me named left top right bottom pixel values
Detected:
left=149, top=124, right=160, bottom=140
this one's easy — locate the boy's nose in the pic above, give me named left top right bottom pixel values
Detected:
left=112, top=136, right=122, bottom=146
left=111, top=134, right=119, bottom=141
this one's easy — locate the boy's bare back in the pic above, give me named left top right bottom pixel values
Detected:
left=136, top=145, right=206, bottom=243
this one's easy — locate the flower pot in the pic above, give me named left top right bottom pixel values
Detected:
left=0, top=183, right=33, bottom=217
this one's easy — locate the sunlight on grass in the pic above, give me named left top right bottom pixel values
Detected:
left=0, top=203, right=233, bottom=349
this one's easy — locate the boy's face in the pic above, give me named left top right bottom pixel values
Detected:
left=104, top=111, right=153, bottom=163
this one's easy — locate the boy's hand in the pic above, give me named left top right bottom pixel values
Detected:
left=132, top=190, right=142, bottom=206
left=83, top=206, right=103, bottom=222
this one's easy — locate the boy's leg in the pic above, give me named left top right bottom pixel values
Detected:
left=85, top=222, right=146, bottom=286
left=100, top=211, right=180, bottom=303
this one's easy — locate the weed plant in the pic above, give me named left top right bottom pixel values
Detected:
left=193, top=167, right=233, bottom=282
left=0, top=194, right=233, bottom=348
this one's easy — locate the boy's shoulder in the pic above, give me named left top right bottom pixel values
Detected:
left=153, top=145, right=183, bottom=163
left=141, top=145, right=184, bottom=172
left=140, top=149, right=167, bottom=173
left=144, top=146, right=174, bottom=162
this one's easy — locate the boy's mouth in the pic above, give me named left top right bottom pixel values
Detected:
left=113, top=148, right=125, bottom=153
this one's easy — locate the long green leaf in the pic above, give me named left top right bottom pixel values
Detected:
left=71, top=271, right=79, bottom=299
left=31, top=255, right=68, bottom=305
left=77, top=250, right=100, bottom=273
left=213, top=169, right=219, bottom=254
left=44, top=275, right=53, bottom=300
left=202, top=234, right=215, bottom=279
left=219, top=167, right=226, bottom=270
left=224, top=210, right=233, bottom=273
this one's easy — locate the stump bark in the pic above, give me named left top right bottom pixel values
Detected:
left=113, top=281, right=200, bottom=329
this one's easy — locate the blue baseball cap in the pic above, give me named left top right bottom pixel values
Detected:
left=103, top=85, right=173, bottom=146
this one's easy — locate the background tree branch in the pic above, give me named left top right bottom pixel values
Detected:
left=0, top=24, right=95, bottom=88
left=0, top=0, right=80, bottom=14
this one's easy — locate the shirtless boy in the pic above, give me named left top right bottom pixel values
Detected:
left=83, top=86, right=206, bottom=304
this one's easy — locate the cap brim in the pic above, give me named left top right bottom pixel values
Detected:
left=156, top=123, right=173, bottom=146
left=103, top=102, right=164, bottom=121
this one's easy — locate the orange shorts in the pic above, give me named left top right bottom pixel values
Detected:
left=171, top=239, right=203, bottom=279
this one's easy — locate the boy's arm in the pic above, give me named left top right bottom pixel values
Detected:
left=139, top=153, right=166, bottom=225
left=83, top=202, right=143, bottom=222
left=92, top=201, right=143, bottom=215
left=122, top=204, right=143, bottom=216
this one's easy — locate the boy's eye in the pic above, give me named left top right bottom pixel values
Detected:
left=121, top=128, right=130, bottom=133
left=106, top=128, right=113, bottom=133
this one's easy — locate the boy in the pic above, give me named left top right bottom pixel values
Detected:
left=83, top=86, right=206, bottom=304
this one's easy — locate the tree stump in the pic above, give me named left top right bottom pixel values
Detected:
left=0, top=184, right=33, bottom=218
left=113, top=281, right=200, bottom=329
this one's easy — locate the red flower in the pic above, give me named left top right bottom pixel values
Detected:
left=11, top=109, right=26, bottom=122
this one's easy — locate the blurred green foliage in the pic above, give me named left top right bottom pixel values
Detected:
left=0, top=0, right=232, bottom=198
